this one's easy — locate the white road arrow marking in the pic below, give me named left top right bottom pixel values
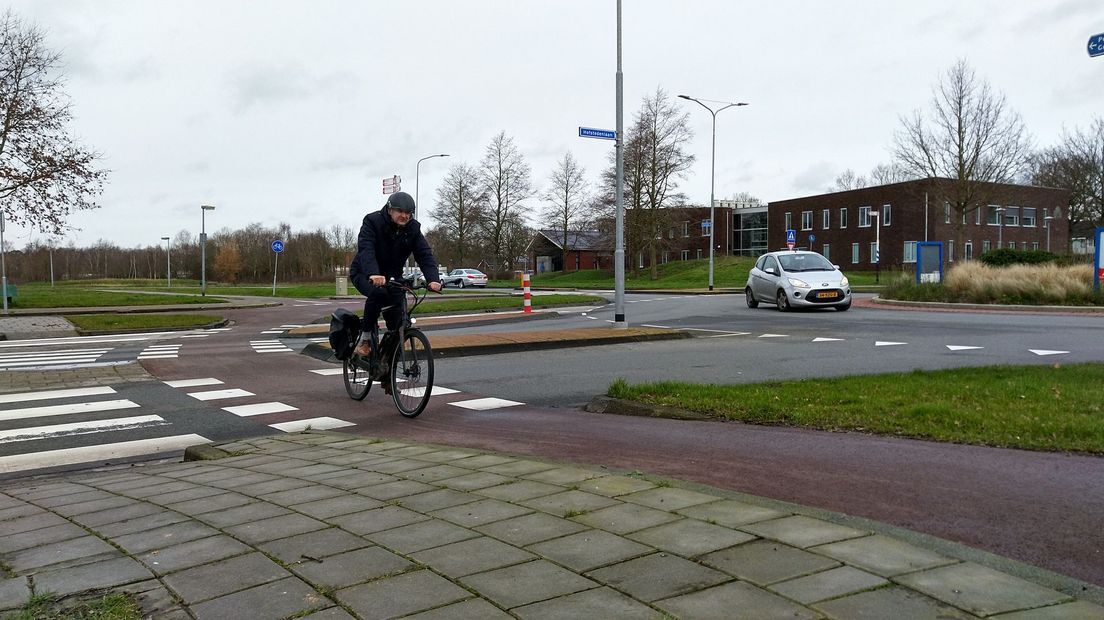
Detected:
left=1029, top=349, right=1069, bottom=356
left=759, top=334, right=788, bottom=338
left=875, top=341, right=908, bottom=347
left=946, top=345, right=984, bottom=351
left=812, top=337, right=843, bottom=342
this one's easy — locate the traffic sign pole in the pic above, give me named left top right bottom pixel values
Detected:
left=271, top=240, right=284, bottom=296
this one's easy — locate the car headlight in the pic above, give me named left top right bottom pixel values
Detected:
left=839, top=276, right=849, bottom=288
left=787, top=277, right=811, bottom=289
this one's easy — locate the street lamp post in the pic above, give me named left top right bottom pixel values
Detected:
left=995, top=207, right=1005, bottom=249
left=415, top=154, right=449, bottom=221
left=200, top=205, right=215, bottom=296
left=161, top=236, right=171, bottom=288
left=871, top=211, right=880, bottom=283
left=678, top=95, right=747, bottom=291
left=1044, top=215, right=1054, bottom=252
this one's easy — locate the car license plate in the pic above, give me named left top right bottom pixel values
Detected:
left=817, top=291, right=839, bottom=299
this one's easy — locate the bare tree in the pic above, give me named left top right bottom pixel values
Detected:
left=832, top=169, right=868, bottom=192
left=540, top=152, right=589, bottom=270
left=0, top=10, right=107, bottom=233
left=479, top=131, right=533, bottom=277
left=431, top=162, right=486, bottom=268
left=725, top=191, right=762, bottom=207
left=893, top=59, right=1031, bottom=248
left=869, top=162, right=911, bottom=185
left=1031, top=116, right=1104, bottom=238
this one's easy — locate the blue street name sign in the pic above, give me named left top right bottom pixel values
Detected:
left=271, top=240, right=284, bottom=253
left=579, top=127, right=617, bottom=140
left=1089, top=33, right=1104, bottom=58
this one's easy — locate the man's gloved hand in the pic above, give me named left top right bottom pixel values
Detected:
left=370, top=275, right=386, bottom=286
left=428, top=281, right=442, bottom=292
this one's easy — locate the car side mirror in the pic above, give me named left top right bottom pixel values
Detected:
left=833, top=264, right=840, bottom=270
left=764, top=267, right=777, bottom=275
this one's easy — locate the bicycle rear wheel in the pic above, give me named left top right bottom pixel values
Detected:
left=343, top=356, right=372, bottom=400
left=390, top=329, right=433, bottom=418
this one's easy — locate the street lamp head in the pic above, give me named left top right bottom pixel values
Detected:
left=201, top=205, right=215, bottom=211
left=677, top=94, right=692, bottom=100
left=161, top=236, right=170, bottom=241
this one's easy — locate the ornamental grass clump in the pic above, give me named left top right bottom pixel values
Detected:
left=945, top=262, right=1094, bottom=305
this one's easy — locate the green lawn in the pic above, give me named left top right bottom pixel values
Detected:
left=412, top=294, right=605, bottom=314
left=65, top=313, right=226, bottom=332
left=10, top=282, right=227, bottom=308
left=608, top=363, right=1104, bottom=454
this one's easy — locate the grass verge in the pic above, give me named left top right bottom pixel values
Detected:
left=64, top=313, right=225, bottom=332
left=6, top=591, right=141, bottom=620
left=12, top=283, right=226, bottom=308
left=413, top=294, right=605, bottom=314
left=608, top=363, right=1104, bottom=454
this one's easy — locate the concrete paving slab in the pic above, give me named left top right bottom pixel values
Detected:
left=289, top=546, right=413, bottom=590
left=395, top=488, right=480, bottom=512
left=813, top=533, right=959, bottom=576
left=193, top=501, right=291, bottom=528
left=656, top=580, right=820, bottom=620
left=571, top=501, right=682, bottom=535
left=136, top=535, right=251, bottom=575
left=189, top=576, right=325, bottom=620
left=5, top=535, right=117, bottom=572
left=586, top=553, right=729, bottom=602
left=449, top=454, right=516, bottom=470
left=896, top=562, right=1071, bottom=616
left=111, top=520, right=220, bottom=554
left=289, top=493, right=384, bottom=519
left=739, top=514, right=869, bottom=548
left=628, top=518, right=757, bottom=558
left=411, top=536, right=535, bottom=578
left=512, top=586, right=656, bottom=619
left=335, top=569, right=472, bottom=618
left=480, top=459, right=560, bottom=477
left=313, top=470, right=398, bottom=489
left=49, top=495, right=142, bottom=517
left=0, top=522, right=86, bottom=553
left=223, top=512, right=327, bottom=545
left=68, top=501, right=163, bottom=528
left=367, top=518, right=479, bottom=554
left=257, top=484, right=347, bottom=505
left=813, top=585, right=978, bottom=619
left=576, top=474, right=657, bottom=497
left=257, top=527, right=371, bottom=564
left=162, top=491, right=255, bottom=515
left=474, top=511, right=589, bottom=547
left=461, top=559, right=598, bottom=610
left=474, top=479, right=566, bottom=502
left=402, top=597, right=514, bottom=619
left=327, top=505, right=429, bottom=536
left=700, top=539, right=840, bottom=586
left=437, top=471, right=514, bottom=491
left=161, top=552, right=290, bottom=605
left=356, top=478, right=438, bottom=500
left=0, top=577, right=31, bottom=612
left=296, top=607, right=357, bottom=620
left=0, top=503, right=38, bottom=520
left=519, top=489, right=620, bottom=517
left=767, top=565, right=889, bottom=604
left=619, top=486, right=720, bottom=511
left=522, top=466, right=605, bottom=486
left=0, top=511, right=69, bottom=536
left=32, top=556, right=154, bottom=598
left=92, top=510, right=190, bottom=537
left=31, top=488, right=114, bottom=508
left=428, top=497, right=533, bottom=527
left=397, top=463, right=470, bottom=483
left=527, top=529, right=653, bottom=572
left=994, top=600, right=1104, bottom=619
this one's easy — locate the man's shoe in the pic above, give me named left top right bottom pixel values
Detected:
left=380, top=373, right=393, bottom=395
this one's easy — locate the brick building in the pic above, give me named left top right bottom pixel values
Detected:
left=767, top=178, right=1070, bottom=268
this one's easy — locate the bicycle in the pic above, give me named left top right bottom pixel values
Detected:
left=342, top=277, right=435, bottom=418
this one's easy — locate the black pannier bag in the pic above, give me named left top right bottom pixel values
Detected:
left=328, top=308, right=361, bottom=360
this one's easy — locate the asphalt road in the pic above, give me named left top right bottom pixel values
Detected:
left=2, top=292, right=1103, bottom=587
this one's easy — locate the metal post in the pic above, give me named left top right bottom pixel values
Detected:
left=1, top=212, right=7, bottom=313
left=872, top=211, right=880, bottom=283
left=677, top=95, right=747, bottom=291
left=201, top=205, right=215, bottom=296
left=162, top=236, right=171, bottom=288
left=614, top=0, right=626, bottom=327
left=415, top=154, right=449, bottom=221
left=49, top=245, right=55, bottom=287
left=272, top=251, right=279, bottom=296
left=996, top=207, right=1004, bottom=248
left=1045, top=215, right=1053, bottom=252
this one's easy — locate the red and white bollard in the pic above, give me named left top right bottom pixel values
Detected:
left=522, top=273, right=532, bottom=313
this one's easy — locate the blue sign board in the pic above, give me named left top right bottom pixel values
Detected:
left=1094, top=226, right=1103, bottom=292
left=579, top=127, right=617, bottom=140
left=271, top=240, right=284, bottom=253
left=1089, top=33, right=1104, bottom=57
left=808, top=234, right=816, bottom=243
left=785, top=229, right=796, bottom=244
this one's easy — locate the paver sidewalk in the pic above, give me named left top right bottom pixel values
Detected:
left=1, top=433, right=1100, bottom=619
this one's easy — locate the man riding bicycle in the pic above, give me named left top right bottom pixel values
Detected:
left=349, top=191, right=442, bottom=391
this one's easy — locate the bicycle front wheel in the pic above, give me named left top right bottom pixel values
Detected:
left=390, top=329, right=433, bottom=418
left=343, top=356, right=372, bottom=401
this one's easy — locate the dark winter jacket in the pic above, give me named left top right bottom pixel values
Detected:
left=349, top=205, right=440, bottom=296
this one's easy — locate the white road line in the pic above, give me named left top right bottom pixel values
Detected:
left=222, top=402, right=299, bottom=417
left=270, top=417, right=355, bottom=432
left=0, top=434, right=209, bottom=474
left=1029, top=349, right=1069, bottom=356
left=187, top=389, right=254, bottom=401
left=0, top=415, right=166, bottom=444
left=279, top=325, right=304, bottom=328
left=812, top=337, right=844, bottom=342
left=706, top=333, right=751, bottom=338
left=759, top=334, right=788, bottom=338
left=641, top=324, right=670, bottom=329
left=946, top=345, right=984, bottom=351
left=180, top=334, right=210, bottom=338
left=164, top=378, right=224, bottom=388
left=137, top=354, right=178, bottom=360
left=875, top=341, right=908, bottom=347
left=0, top=333, right=175, bottom=348
left=256, top=348, right=293, bottom=353
left=260, top=330, right=284, bottom=334
left=449, top=398, right=524, bottom=410
left=0, top=386, right=117, bottom=405
left=206, top=328, right=232, bottom=331
left=309, top=368, right=344, bottom=376
left=0, top=349, right=110, bottom=360
left=398, top=386, right=460, bottom=398
left=1, top=356, right=104, bottom=368
left=0, top=400, right=141, bottom=422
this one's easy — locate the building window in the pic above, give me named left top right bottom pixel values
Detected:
left=1022, top=207, right=1036, bottom=227
left=681, top=249, right=689, bottom=260
left=944, top=203, right=951, bottom=224
left=1031, top=241, right=1039, bottom=250
left=903, top=241, right=917, bottom=263
left=662, top=251, right=669, bottom=264
left=851, top=243, right=860, bottom=264
left=682, top=221, right=689, bottom=237
left=859, top=206, right=872, bottom=227
left=839, top=208, right=848, bottom=228
left=975, top=208, right=982, bottom=225
left=822, top=243, right=830, bottom=261
left=701, top=220, right=709, bottom=237
left=983, top=239, right=991, bottom=253
left=668, top=227, right=675, bottom=239
left=948, top=239, right=955, bottom=262
left=882, top=204, right=891, bottom=226
left=870, top=242, right=879, bottom=264
left=1004, top=207, right=1019, bottom=227
left=987, top=205, right=1001, bottom=225
left=1007, top=241, right=1016, bottom=249
left=638, top=252, right=645, bottom=268
left=696, top=249, right=702, bottom=259
left=784, top=212, right=792, bottom=231
left=801, top=211, right=813, bottom=231
left=965, top=241, right=973, bottom=260
left=822, top=209, right=830, bottom=229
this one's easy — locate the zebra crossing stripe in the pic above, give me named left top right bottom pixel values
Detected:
left=164, top=378, right=223, bottom=388
left=0, top=349, right=109, bottom=360
left=0, top=356, right=103, bottom=368
left=0, top=400, right=140, bottom=422
left=222, top=402, right=299, bottom=417
left=309, top=368, right=344, bottom=376
left=187, top=389, right=254, bottom=401
left=270, top=417, right=354, bottom=432
left=137, top=354, right=178, bottom=359
left=449, top=398, right=523, bottom=410
left=0, top=415, right=166, bottom=444
left=0, top=434, right=209, bottom=474
left=0, top=386, right=116, bottom=405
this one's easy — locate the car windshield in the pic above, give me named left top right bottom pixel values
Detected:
left=777, top=253, right=835, bottom=272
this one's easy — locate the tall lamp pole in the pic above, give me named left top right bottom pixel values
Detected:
left=678, top=95, right=748, bottom=291
left=415, top=154, right=449, bottom=220
left=161, top=236, right=171, bottom=288
left=870, top=211, right=880, bottom=283
left=200, top=205, right=215, bottom=296
left=1044, top=215, right=1054, bottom=252
left=995, top=207, right=1005, bottom=249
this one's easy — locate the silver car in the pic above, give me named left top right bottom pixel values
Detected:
left=745, top=250, right=851, bottom=311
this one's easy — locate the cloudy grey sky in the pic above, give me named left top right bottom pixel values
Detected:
left=7, top=0, right=1103, bottom=249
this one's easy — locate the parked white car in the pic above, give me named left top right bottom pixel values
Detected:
left=745, top=250, right=851, bottom=311
left=443, top=268, right=488, bottom=288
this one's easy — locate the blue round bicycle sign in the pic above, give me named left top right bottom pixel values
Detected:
left=271, top=240, right=284, bottom=253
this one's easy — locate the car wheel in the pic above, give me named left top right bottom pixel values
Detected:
left=776, top=289, right=790, bottom=312
left=458, top=280, right=465, bottom=289
left=745, top=287, right=758, bottom=309
left=836, top=301, right=851, bottom=312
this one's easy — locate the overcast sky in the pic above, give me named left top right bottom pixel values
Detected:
left=6, top=0, right=1103, bottom=249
